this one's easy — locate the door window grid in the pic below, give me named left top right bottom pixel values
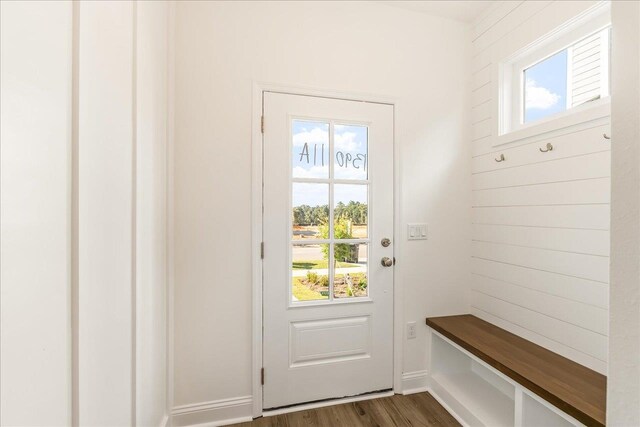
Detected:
left=291, top=119, right=369, bottom=303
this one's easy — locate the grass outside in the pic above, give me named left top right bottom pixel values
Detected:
left=292, top=272, right=368, bottom=301
left=292, top=259, right=359, bottom=270
left=292, top=278, right=326, bottom=301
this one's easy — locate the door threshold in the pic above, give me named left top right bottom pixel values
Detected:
left=262, top=390, right=394, bottom=416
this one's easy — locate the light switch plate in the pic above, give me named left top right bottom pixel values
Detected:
left=407, top=223, right=428, bottom=240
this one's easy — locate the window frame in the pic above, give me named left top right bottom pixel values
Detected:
left=497, top=3, right=611, bottom=146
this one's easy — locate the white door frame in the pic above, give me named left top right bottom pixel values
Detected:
left=251, top=81, right=403, bottom=417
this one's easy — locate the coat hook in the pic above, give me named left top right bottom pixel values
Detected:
left=539, top=142, right=553, bottom=153
left=495, top=153, right=505, bottom=162
left=603, top=133, right=611, bottom=140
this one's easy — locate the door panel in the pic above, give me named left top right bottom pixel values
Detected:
left=262, top=92, right=394, bottom=409
left=289, top=316, right=371, bottom=367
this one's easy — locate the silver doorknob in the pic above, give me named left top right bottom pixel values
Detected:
left=381, top=257, right=393, bottom=267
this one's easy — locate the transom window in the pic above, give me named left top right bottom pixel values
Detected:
left=523, top=27, right=610, bottom=124
left=290, top=119, right=369, bottom=303
left=500, top=4, right=611, bottom=137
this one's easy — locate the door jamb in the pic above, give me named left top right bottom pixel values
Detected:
left=251, top=81, right=403, bottom=418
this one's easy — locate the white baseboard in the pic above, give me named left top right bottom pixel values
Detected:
left=159, top=413, right=170, bottom=427
left=170, top=384, right=414, bottom=426
left=171, top=396, right=253, bottom=427
left=401, top=370, right=429, bottom=395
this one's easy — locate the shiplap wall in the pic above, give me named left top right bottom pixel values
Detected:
left=470, top=0, right=610, bottom=374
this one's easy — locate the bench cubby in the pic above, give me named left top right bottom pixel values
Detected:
left=426, top=315, right=606, bottom=427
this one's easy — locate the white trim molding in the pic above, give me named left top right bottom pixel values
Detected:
left=496, top=100, right=610, bottom=147
left=250, top=82, right=264, bottom=419
left=171, top=396, right=253, bottom=427
left=401, top=370, right=429, bottom=395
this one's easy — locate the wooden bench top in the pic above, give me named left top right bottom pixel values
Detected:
left=426, top=314, right=606, bottom=427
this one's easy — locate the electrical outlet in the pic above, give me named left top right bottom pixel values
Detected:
left=407, top=321, right=417, bottom=339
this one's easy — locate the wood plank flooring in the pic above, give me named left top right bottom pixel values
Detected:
left=230, top=392, right=460, bottom=427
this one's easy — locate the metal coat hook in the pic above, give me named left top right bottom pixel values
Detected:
left=539, top=143, right=553, bottom=153
left=603, top=133, right=611, bottom=140
left=495, top=153, right=505, bottom=162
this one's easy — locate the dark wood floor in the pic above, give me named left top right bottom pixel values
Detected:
left=230, top=392, right=460, bottom=427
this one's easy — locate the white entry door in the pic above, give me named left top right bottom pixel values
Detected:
left=262, top=92, right=394, bottom=409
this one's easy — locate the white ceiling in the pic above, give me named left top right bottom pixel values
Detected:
left=382, top=1, right=495, bottom=23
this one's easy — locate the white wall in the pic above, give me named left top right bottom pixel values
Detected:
left=136, top=1, right=170, bottom=426
left=608, top=0, right=640, bottom=424
left=77, top=2, right=135, bottom=423
left=469, top=0, right=610, bottom=374
left=0, top=1, right=73, bottom=425
left=1, top=1, right=169, bottom=425
left=172, top=0, right=471, bottom=421
left=78, top=1, right=170, bottom=424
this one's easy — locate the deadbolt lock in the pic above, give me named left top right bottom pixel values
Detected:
left=381, top=237, right=391, bottom=247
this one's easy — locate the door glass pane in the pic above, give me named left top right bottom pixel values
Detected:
left=524, top=49, right=568, bottom=123
left=334, top=124, right=368, bottom=180
left=290, top=119, right=372, bottom=304
left=292, top=120, right=329, bottom=179
left=292, top=183, right=328, bottom=240
left=292, top=244, right=330, bottom=302
left=333, top=243, right=368, bottom=299
left=334, top=184, right=368, bottom=239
